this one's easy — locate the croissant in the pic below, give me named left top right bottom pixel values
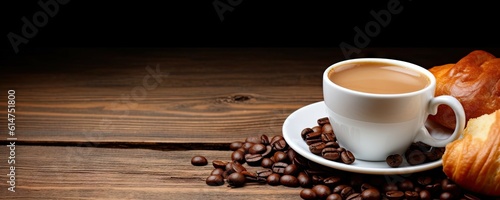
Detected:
left=442, top=109, right=500, bottom=196
left=428, top=50, right=500, bottom=129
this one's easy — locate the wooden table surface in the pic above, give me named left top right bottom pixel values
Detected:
left=1, top=47, right=499, bottom=199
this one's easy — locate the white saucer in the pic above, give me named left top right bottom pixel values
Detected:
left=282, top=101, right=450, bottom=175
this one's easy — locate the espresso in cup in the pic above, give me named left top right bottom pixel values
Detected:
left=328, top=61, right=430, bottom=94
left=323, top=58, right=465, bottom=161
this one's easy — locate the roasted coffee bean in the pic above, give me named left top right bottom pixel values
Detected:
left=245, top=136, right=262, bottom=144
left=325, top=141, right=340, bottom=148
left=340, top=186, right=355, bottom=199
left=229, top=142, right=243, bottom=151
left=323, top=176, right=342, bottom=188
left=440, top=192, right=454, bottom=200
left=261, top=158, right=274, bottom=168
left=271, top=162, right=288, bottom=174
left=260, top=134, right=270, bottom=145
left=270, top=135, right=284, bottom=145
left=227, top=172, right=246, bottom=187
left=245, top=154, right=263, bottom=166
left=249, top=143, right=267, bottom=154
left=206, top=175, right=224, bottom=186
left=425, top=183, right=442, bottom=194
left=231, top=161, right=247, bottom=173
left=361, top=188, right=380, bottom=200
left=272, top=139, right=288, bottom=151
left=321, top=132, right=336, bottom=142
left=231, top=150, right=245, bottom=164
left=399, top=179, right=414, bottom=191
left=210, top=168, right=224, bottom=176
left=309, top=142, right=326, bottom=155
left=280, top=175, right=299, bottom=187
left=419, top=190, right=432, bottom=200
left=322, top=148, right=341, bottom=161
left=241, top=171, right=257, bottom=181
left=256, top=169, right=273, bottom=179
left=284, top=164, right=299, bottom=176
left=273, top=151, right=289, bottom=163
left=312, top=184, right=332, bottom=199
left=386, top=154, right=403, bottom=168
left=212, top=160, right=228, bottom=169
left=425, top=147, right=444, bottom=161
left=346, top=193, right=362, bottom=200
left=305, top=131, right=322, bottom=140
left=341, top=151, right=355, bottom=164
left=441, top=178, right=460, bottom=195
left=311, top=175, right=325, bottom=185
left=406, top=149, right=426, bottom=165
left=287, top=148, right=297, bottom=161
left=409, top=142, right=432, bottom=152
left=242, top=142, right=254, bottom=153
left=317, top=117, right=330, bottom=125
left=417, top=176, right=432, bottom=186
left=305, top=137, right=323, bottom=145
left=326, top=194, right=342, bottom=200
left=266, top=173, right=281, bottom=186
left=383, top=183, right=398, bottom=192
left=191, top=156, right=208, bottom=166
left=297, top=172, right=312, bottom=188
left=293, top=155, right=309, bottom=169
left=301, top=128, right=314, bottom=140
left=300, top=188, right=317, bottom=200
left=405, top=191, right=419, bottom=200
left=322, top=123, right=334, bottom=134
left=311, top=125, right=322, bottom=133
left=333, top=184, right=349, bottom=193
left=386, top=190, right=404, bottom=200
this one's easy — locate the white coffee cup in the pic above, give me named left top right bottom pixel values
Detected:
left=323, top=58, right=465, bottom=161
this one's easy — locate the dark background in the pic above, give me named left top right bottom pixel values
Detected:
left=1, top=0, right=498, bottom=53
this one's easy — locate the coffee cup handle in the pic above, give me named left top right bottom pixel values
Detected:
left=414, top=95, right=466, bottom=147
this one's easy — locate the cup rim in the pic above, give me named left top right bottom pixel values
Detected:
left=323, top=58, right=436, bottom=98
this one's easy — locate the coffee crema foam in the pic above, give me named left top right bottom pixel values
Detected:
left=328, top=61, right=430, bottom=94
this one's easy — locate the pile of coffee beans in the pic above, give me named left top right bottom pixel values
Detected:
left=301, top=117, right=446, bottom=168
left=301, top=117, right=355, bottom=164
left=192, top=132, right=487, bottom=199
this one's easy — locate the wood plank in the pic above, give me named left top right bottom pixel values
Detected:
left=0, top=146, right=304, bottom=199
left=0, top=48, right=331, bottom=143
left=1, top=48, right=500, bottom=143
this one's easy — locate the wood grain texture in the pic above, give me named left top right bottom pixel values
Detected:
left=2, top=48, right=500, bottom=199
left=0, top=146, right=303, bottom=199
left=0, top=48, right=330, bottom=144
left=1, top=48, right=500, bottom=144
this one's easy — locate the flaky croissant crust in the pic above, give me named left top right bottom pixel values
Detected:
left=428, top=50, right=500, bottom=129
left=442, top=110, right=500, bottom=196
